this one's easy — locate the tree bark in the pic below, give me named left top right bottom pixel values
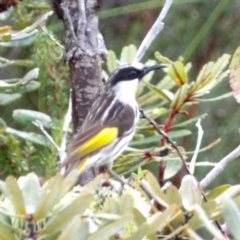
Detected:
left=50, top=0, right=107, bottom=185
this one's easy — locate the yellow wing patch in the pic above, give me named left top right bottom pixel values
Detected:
left=75, top=127, right=118, bottom=157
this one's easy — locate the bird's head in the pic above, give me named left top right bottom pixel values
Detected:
left=107, top=62, right=167, bottom=95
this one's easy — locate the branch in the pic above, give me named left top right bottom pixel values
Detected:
left=60, top=90, right=72, bottom=163
left=134, top=0, right=173, bottom=62
left=200, top=144, right=240, bottom=189
left=190, top=119, right=203, bottom=174
left=139, top=108, right=191, bottom=175
left=33, top=121, right=60, bottom=152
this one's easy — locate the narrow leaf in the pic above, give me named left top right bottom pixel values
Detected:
left=13, top=109, right=53, bottom=128
left=168, top=61, right=188, bottom=85
left=154, top=51, right=172, bottom=64
left=4, top=176, right=26, bottom=215
left=34, top=173, right=63, bottom=220
left=142, top=80, right=172, bottom=102
left=128, top=223, right=149, bottom=240
left=222, top=197, right=240, bottom=239
left=0, top=220, right=15, bottom=240
left=107, top=50, right=117, bottom=73
left=120, top=44, right=137, bottom=63
left=166, top=185, right=182, bottom=206
left=57, top=216, right=89, bottom=240
left=88, top=215, right=132, bottom=240
left=132, top=207, right=146, bottom=227
left=19, top=172, right=40, bottom=214
left=179, top=175, right=202, bottom=211
left=119, top=193, right=134, bottom=215
left=145, top=171, right=168, bottom=204
left=0, top=93, right=21, bottom=105
left=39, top=193, right=93, bottom=236
left=229, top=47, right=240, bottom=103
left=6, top=127, right=50, bottom=146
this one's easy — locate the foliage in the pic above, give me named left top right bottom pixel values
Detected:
left=108, top=45, right=231, bottom=181
left=0, top=170, right=239, bottom=239
left=0, top=0, right=240, bottom=239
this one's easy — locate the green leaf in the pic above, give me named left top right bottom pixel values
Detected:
left=142, top=80, right=172, bottom=102
left=207, top=184, right=231, bottom=200
left=88, top=215, right=132, bottom=240
left=154, top=51, right=172, bottom=64
left=132, top=207, right=146, bottom=227
left=6, top=127, right=50, bottom=146
left=179, top=175, right=202, bottom=211
left=119, top=193, right=134, bottom=215
left=170, top=84, right=189, bottom=110
left=120, top=44, right=137, bottom=64
left=0, top=220, right=15, bottom=240
left=229, top=46, right=240, bottom=103
left=34, top=173, right=63, bottom=220
left=0, top=93, right=21, bottom=105
left=39, top=193, right=93, bottom=236
left=22, top=81, right=41, bottom=92
left=164, top=158, right=183, bottom=180
left=102, top=198, right=119, bottom=215
left=196, top=92, right=232, bottom=102
left=145, top=171, right=168, bottom=205
left=127, top=223, right=149, bottom=240
left=167, top=61, right=188, bottom=85
left=166, top=185, right=182, bottom=206
left=172, top=114, right=207, bottom=129
left=193, top=205, right=225, bottom=239
left=190, top=54, right=230, bottom=95
left=202, top=200, right=220, bottom=220
left=13, top=109, right=53, bottom=128
left=59, top=170, right=79, bottom=200
left=57, top=216, right=89, bottom=240
left=0, top=118, right=6, bottom=133
left=147, top=205, right=178, bottom=234
left=0, top=176, right=26, bottom=215
left=12, top=20, right=35, bottom=31
left=19, top=172, right=40, bottom=214
left=107, top=50, right=117, bottom=73
left=0, top=35, right=12, bottom=42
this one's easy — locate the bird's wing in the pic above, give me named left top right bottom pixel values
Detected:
left=62, top=101, right=136, bottom=176
left=61, top=124, right=118, bottom=168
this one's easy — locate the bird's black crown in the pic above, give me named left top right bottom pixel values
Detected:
left=109, top=65, right=144, bottom=86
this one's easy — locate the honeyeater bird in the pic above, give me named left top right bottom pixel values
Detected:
left=61, top=62, right=166, bottom=177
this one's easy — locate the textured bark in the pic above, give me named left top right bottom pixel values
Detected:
left=50, top=0, right=107, bottom=185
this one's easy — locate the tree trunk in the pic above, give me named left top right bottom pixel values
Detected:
left=50, top=0, right=107, bottom=185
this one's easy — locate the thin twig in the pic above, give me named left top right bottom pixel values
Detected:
left=133, top=0, right=174, bottom=62
left=190, top=119, right=203, bottom=174
left=60, top=90, right=72, bottom=154
left=33, top=121, right=60, bottom=152
left=200, top=144, right=240, bottom=189
left=40, top=24, right=64, bottom=49
left=139, top=108, right=226, bottom=235
left=139, top=107, right=190, bottom=175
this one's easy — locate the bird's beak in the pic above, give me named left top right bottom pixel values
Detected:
left=143, top=63, right=168, bottom=75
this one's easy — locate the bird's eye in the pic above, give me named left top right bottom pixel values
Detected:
left=129, top=70, right=137, bottom=78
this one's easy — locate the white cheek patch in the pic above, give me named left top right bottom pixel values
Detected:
left=113, top=79, right=139, bottom=105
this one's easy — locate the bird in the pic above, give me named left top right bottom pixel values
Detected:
left=61, top=62, right=167, bottom=178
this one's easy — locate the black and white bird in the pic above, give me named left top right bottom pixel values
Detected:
left=61, top=62, right=166, bottom=177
